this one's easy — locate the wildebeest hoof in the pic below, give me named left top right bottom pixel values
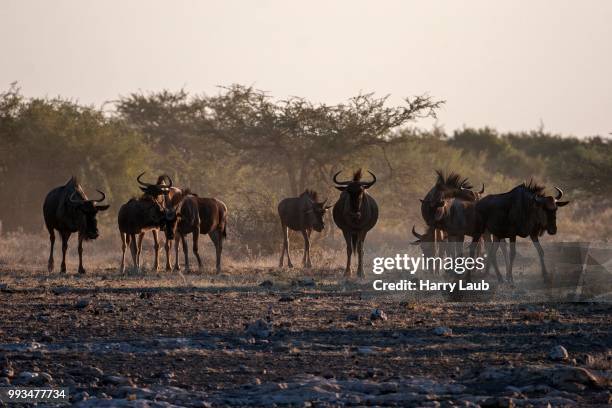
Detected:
left=78, top=267, right=86, bottom=274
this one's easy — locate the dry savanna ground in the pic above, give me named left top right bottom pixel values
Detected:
left=0, top=234, right=610, bottom=407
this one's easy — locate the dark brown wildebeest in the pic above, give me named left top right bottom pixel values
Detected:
left=411, top=225, right=448, bottom=274
left=172, top=192, right=228, bottom=273
left=470, top=181, right=569, bottom=284
left=118, top=194, right=180, bottom=274
left=420, top=170, right=484, bottom=229
left=278, top=190, right=332, bottom=268
left=43, top=177, right=109, bottom=274
left=332, top=169, right=379, bottom=278
left=136, top=173, right=183, bottom=271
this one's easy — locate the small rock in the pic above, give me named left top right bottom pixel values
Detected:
left=279, top=295, right=294, bottom=302
left=101, top=375, right=131, bottom=386
left=245, top=319, right=272, bottom=338
left=370, top=308, right=388, bottom=321
left=0, top=377, right=10, bottom=386
left=74, top=299, right=90, bottom=309
left=14, top=371, right=38, bottom=385
left=549, top=345, right=569, bottom=361
left=259, top=280, right=274, bottom=288
left=296, top=277, right=315, bottom=287
left=357, top=347, right=373, bottom=355
left=433, top=326, right=452, bottom=336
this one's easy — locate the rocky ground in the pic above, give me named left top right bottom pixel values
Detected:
left=0, top=266, right=610, bottom=407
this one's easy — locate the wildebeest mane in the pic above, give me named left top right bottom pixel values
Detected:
left=352, top=169, right=363, bottom=182
left=524, top=180, right=546, bottom=197
left=300, top=189, right=318, bottom=202
left=435, top=170, right=473, bottom=191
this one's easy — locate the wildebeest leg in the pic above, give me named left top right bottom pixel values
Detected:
left=342, top=230, right=353, bottom=277
left=181, top=234, right=190, bottom=272
left=356, top=232, right=366, bottom=278
left=164, top=236, right=172, bottom=271
left=60, top=231, right=71, bottom=273
left=151, top=230, right=160, bottom=272
left=301, top=230, right=311, bottom=268
left=279, top=224, right=292, bottom=268
left=499, top=239, right=509, bottom=277
left=507, top=236, right=517, bottom=283
left=193, top=229, right=203, bottom=271
left=173, top=234, right=181, bottom=271
left=489, top=237, right=503, bottom=282
left=77, top=233, right=86, bottom=274
left=209, top=229, right=223, bottom=273
left=120, top=233, right=127, bottom=274
left=466, top=234, right=480, bottom=281
left=306, top=230, right=312, bottom=268
left=47, top=227, right=55, bottom=273
left=129, top=234, right=139, bottom=270
left=530, top=235, right=550, bottom=285
left=136, top=232, right=145, bottom=269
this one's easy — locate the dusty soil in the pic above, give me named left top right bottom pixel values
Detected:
left=0, top=265, right=610, bottom=407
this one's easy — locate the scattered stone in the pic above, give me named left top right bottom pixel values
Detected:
left=370, top=308, right=388, bottom=321
left=549, top=345, right=569, bottom=361
left=295, top=277, right=315, bottom=287
left=13, top=371, right=39, bottom=386
left=259, top=280, right=274, bottom=288
left=0, top=377, right=9, bottom=386
left=433, top=326, right=452, bottom=336
left=74, top=298, right=90, bottom=309
left=245, top=319, right=272, bottom=338
left=101, top=375, right=131, bottom=386
left=357, top=347, right=373, bottom=355
left=279, top=295, right=294, bottom=302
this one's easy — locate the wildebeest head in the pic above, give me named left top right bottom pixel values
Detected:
left=69, top=189, right=110, bottom=239
left=162, top=204, right=180, bottom=240
left=532, top=186, right=570, bottom=235
left=302, top=190, right=332, bottom=232
left=421, top=171, right=482, bottom=223
left=333, top=169, right=376, bottom=221
left=137, top=172, right=172, bottom=197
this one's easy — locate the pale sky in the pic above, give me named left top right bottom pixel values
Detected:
left=1, top=0, right=611, bottom=137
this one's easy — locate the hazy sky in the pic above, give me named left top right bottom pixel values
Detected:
left=1, top=0, right=611, bottom=137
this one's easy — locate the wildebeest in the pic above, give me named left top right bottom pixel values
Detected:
left=420, top=170, right=484, bottom=229
left=278, top=190, right=332, bottom=268
left=118, top=173, right=180, bottom=273
left=411, top=225, right=448, bottom=274
left=470, top=181, right=569, bottom=283
left=136, top=173, right=182, bottom=270
left=172, top=192, right=228, bottom=273
left=332, top=169, right=379, bottom=278
left=43, top=177, right=109, bottom=274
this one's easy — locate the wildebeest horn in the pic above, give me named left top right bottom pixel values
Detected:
left=137, top=172, right=153, bottom=187
left=93, top=189, right=106, bottom=203
left=412, top=225, right=425, bottom=239
left=162, top=174, right=173, bottom=188
left=361, top=170, right=377, bottom=188
left=554, top=186, right=563, bottom=200
left=332, top=171, right=351, bottom=185
left=479, top=184, right=485, bottom=194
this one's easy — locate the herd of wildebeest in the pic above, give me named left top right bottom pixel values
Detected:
left=42, top=169, right=569, bottom=284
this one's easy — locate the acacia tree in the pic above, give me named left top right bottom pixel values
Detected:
left=196, top=85, right=444, bottom=195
